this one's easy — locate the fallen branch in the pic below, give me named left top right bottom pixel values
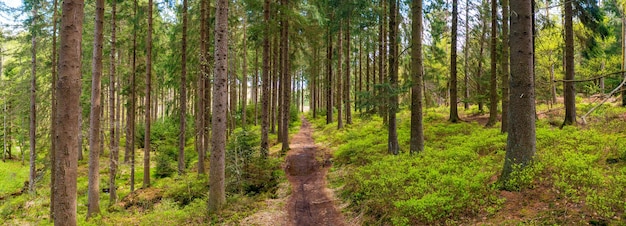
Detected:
left=580, top=73, right=626, bottom=124
left=554, top=71, right=626, bottom=83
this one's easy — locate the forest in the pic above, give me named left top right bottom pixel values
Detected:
left=1, top=0, right=626, bottom=225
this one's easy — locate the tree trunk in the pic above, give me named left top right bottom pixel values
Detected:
left=562, top=0, right=576, bottom=126
left=476, top=3, right=488, bottom=113
left=29, top=0, right=38, bottom=195
left=197, top=0, right=207, bottom=175
left=345, top=18, right=352, bottom=125
left=271, top=34, right=278, bottom=133
left=486, top=0, right=498, bottom=127
left=254, top=48, right=259, bottom=125
left=178, top=0, right=188, bottom=176
left=449, top=0, right=460, bottom=122
left=144, top=0, right=153, bottom=188
left=209, top=0, right=228, bottom=211
left=388, top=0, right=399, bottom=155
left=501, top=0, right=509, bottom=133
left=49, top=0, right=59, bottom=218
left=464, top=0, right=470, bottom=110
left=337, top=23, right=343, bottom=129
left=53, top=0, right=85, bottom=224
left=260, top=0, right=270, bottom=156
left=622, top=15, right=626, bottom=106
left=128, top=0, right=138, bottom=192
left=358, top=37, right=362, bottom=113
left=379, top=0, right=388, bottom=123
left=108, top=0, right=118, bottom=205
left=280, top=0, right=290, bottom=152
left=87, top=0, right=105, bottom=217
left=326, top=23, right=333, bottom=124
left=501, top=0, right=536, bottom=188
left=242, top=18, right=248, bottom=129
left=410, top=0, right=424, bottom=154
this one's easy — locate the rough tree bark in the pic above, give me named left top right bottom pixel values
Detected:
left=197, top=0, right=208, bottom=175
left=500, top=0, right=510, bottom=133
left=345, top=17, right=352, bottom=125
left=500, top=0, right=536, bottom=188
left=337, top=23, right=343, bottom=129
left=49, top=0, right=59, bottom=218
left=326, top=23, right=333, bottom=124
left=410, top=0, right=424, bottom=154
left=209, top=0, right=228, bottom=212
left=53, top=0, right=85, bottom=224
left=486, top=0, right=498, bottom=127
left=179, top=0, right=188, bottom=176
left=87, top=0, right=105, bottom=217
left=144, top=0, right=153, bottom=188
left=28, top=0, right=37, bottom=194
left=449, top=0, right=460, bottom=122
left=281, top=0, right=291, bottom=152
left=108, top=0, right=118, bottom=204
left=562, top=0, right=576, bottom=127
left=261, top=0, right=270, bottom=156
left=388, top=0, right=399, bottom=155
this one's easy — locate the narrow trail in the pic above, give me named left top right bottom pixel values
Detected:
left=284, top=118, right=346, bottom=226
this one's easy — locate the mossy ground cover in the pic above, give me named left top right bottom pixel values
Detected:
left=309, top=105, right=626, bottom=225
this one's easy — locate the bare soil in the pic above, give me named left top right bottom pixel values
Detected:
left=284, top=118, right=346, bottom=226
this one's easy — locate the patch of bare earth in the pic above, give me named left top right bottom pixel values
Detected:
left=284, top=118, right=346, bottom=226
left=475, top=175, right=602, bottom=225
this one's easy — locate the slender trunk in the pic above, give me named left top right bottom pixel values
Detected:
left=209, top=0, right=228, bottom=211
left=337, top=23, right=343, bottom=129
left=562, top=0, right=576, bottom=126
left=254, top=48, right=259, bottom=125
left=486, top=0, right=498, bottom=127
left=326, top=23, right=333, bottom=124
left=87, top=0, right=105, bottom=217
left=53, top=0, right=85, bottom=224
left=29, top=1, right=37, bottom=194
left=49, top=0, right=59, bottom=218
left=144, top=0, right=153, bottom=188
left=464, top=0, right=470, bottom=110
left=622, top=15, right=626, bottom=106
left=260, top=0, right=270, bottom=156
left=379, top=0, right=387, bottom=123
left=128, top=0, right=137, bottom=192
left=500, top=0, right=510, bottom=133
left=358, top=37, right=363, bottom=113
left=388, top=0, right=399, bottom=154
left=281, top=0, right=290, bottom=152
left=242, top=19, right=248, bottom=129
left=476, top=3, right=488, bottom=113
left=449, top=0, right=460, bottom=122
left=109, top=0, right=118, bottom=204
left=410, top=0, right=424, bottom=153
left=271, top=36, right=278, bottom=133
left=345, top=18, right=352, bottom=124
left=197, top=0, right=208, bottom=174
left=178, top=0, right=188, bottom=176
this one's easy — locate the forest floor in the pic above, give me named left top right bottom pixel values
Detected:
left=241, top=117, right=347, bottom=226
left=283, top=118, right=346, bottom=226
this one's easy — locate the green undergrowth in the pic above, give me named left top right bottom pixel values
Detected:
left=310, top=106, right=626, bottom=225
left=0, top=113, right=300, bottom=225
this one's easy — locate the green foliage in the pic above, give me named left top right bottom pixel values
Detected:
left=313, top=106, right=626, bottom=224
left=226, top=128, right=281, bottom=195
left=155, top=145, right=176, bottom=178
left=162, top=175, right=208, bottom=206
left=498, top=162, right=544, bottom=192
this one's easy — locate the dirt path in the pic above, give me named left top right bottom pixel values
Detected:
left=284, top=118, right=346, bottom=226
